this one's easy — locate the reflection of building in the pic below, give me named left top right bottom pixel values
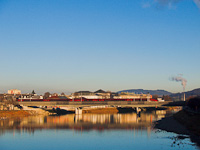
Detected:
left=155, top=110, right=166, bottom=115
left=47, top=115, right=75, bottom=124
left=0, top=109, right=179, bottom=135
left=80, top=114, right=112, bottom=124
left=115, top=114, right=138, bottom=123
left=8, top=89, right=21, bottom=95
left=75, top=113, right=151, bottom=125
left=20, top=116, right=45, bottom=125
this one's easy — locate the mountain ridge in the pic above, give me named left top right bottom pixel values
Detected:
left=117, top=88, right=200, bottom=99
left=117, top=89, right=172, bottom=96
left=170, top=88, right=200, bottom=100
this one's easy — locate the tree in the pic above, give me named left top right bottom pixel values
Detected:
left=61, top=92, right=65, bottom=96
left=162, top=95, right=172, bottom=101
left=32, top=90, right=36, bottom=95
left=152, top=94, right=159, bottom=99
left=44, top=92, right=50, bottom=99
left=0, top=94, right=5, bottom=102
left=5, top=95, right=17, bottom=105
left=187, top=97, right=200, bottom=112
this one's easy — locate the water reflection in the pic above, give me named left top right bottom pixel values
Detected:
left=0, top=109, right=179, bottom=135
left=0, top=108, right=198, bottom=150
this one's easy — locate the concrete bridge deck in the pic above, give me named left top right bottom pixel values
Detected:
left=18, top=101, right=173, bottom=108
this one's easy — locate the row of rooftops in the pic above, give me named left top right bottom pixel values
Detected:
left=2, top=89, right=152, bottom=100
left=74, top=89, right=150, bottom=96
left=71, top=89, right=152, bottom=99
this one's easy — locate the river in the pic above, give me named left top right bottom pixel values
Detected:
left=0, top=108, right=199, bottom=150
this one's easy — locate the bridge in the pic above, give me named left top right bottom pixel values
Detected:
left=18, top=101, right=174, bottom=108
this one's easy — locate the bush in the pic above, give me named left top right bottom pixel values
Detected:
left=187, top=96, right=200, bottom=112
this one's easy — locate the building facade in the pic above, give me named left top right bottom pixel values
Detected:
left=8, top=89, right=21, bottom=95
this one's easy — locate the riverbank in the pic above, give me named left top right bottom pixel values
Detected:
left=154, top=112, right=190, bottom=135
left=155, top=109, right=200, bottom=135
left=0, top=110, right=33, bottom=119
left=0, top=109, right=50, bottom=119
left=154, top=109, right=200, bottom=146
left=173, top=110, right=200, bottom=136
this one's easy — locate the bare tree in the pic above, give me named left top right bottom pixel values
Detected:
left=61, top=92, right=65, bottom=96
left=152, top=94, right=159, bottom=99
left=0, top=94, right=5, bottom=102
left=162, top=95, right=172, bottom=101
left=44, top=92, right=50, bottom=99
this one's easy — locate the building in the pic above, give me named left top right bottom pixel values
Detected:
left=8, top=89, right=21, bottom=95
left=94, top=89, right=111, bottom=99
left=18, top=94, right=43, bottom=100
left=70, top=90, right=152, bottom=101
left=114, top=92, right=152, bottom=101
left=72, top=91, right=102, bottom=99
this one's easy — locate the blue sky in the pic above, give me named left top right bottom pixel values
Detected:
left=0, top=0, right=200, bottom=94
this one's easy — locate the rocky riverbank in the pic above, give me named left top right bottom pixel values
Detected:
left=154, top=109, right=200, bottom=146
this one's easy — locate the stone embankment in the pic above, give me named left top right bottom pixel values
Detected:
left=22, top=106, right=49, bottom=115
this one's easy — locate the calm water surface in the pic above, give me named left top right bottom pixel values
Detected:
left=0, top=108, right=199, bottom=150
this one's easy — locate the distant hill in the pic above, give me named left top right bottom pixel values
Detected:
left=170, top=88, right=200, bottom=100
left=117, top=88, right=200, bottom=101
left=117, top=89, right=172, bottom=96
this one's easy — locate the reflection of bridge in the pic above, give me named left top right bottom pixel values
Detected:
left=18, top=101, right=172, bottom=108
left=0, top=112, right=164, bottom=133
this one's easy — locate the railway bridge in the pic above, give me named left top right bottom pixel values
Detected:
left=18, top=101, right=173, bottom=108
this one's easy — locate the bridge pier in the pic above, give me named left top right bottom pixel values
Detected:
left=135, top=107, right=141, bottom=114
left=75, top=107, right=82, bottom=115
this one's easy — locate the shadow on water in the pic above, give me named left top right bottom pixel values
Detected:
left=117, top=107, right=135, bottom=113
left=47, top=108, right=74, bottom=115
left=117, top=107, right=167, bottom=114
left=162, top=101, right=186, bottom=106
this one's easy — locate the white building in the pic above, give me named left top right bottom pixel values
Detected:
left=8, top=89, right=21, bottom=95
left=72, top=91, right=103, bottom=99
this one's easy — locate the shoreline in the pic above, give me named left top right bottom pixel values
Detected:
left=154, top=109, right=200, bottom=136
left=154, top=109, right=200, bottom=146
left=173, top=109, right=200, bottom=136
left=0, top=109, right=50, bottom=120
